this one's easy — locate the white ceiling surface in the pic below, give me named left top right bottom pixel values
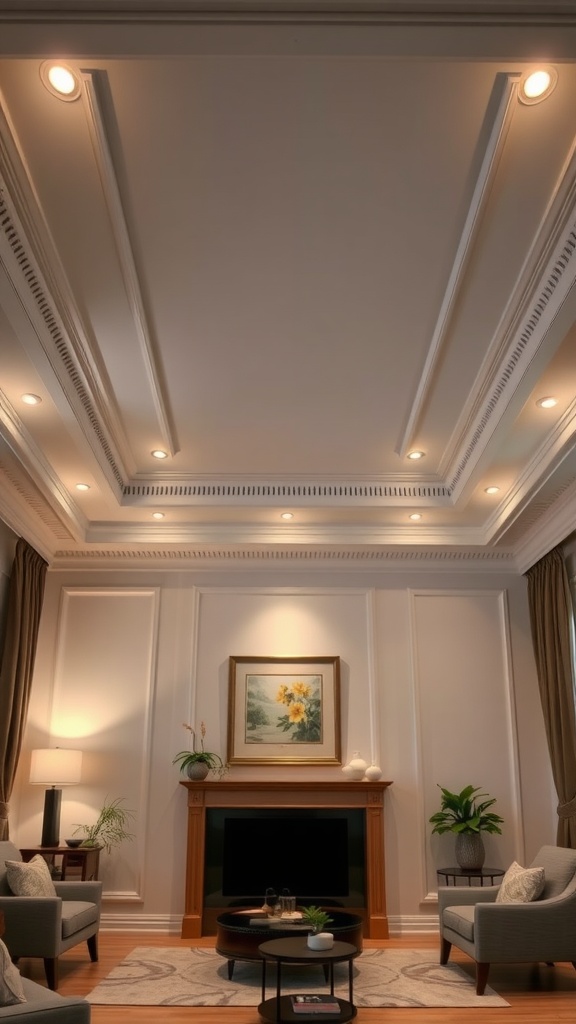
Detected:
left=0, top=4, right=575, bottom=570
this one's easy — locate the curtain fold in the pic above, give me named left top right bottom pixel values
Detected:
left=0, top=538, right=48, bottom=840
left=525, top=546, right=576, bottom=848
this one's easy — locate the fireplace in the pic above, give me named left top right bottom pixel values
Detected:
left=180, top=779, right=392, bottom=938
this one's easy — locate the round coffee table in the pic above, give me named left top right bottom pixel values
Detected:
left=216, top=910, right=363, bottom=979
left=258, top=936, right=359, bottom=1023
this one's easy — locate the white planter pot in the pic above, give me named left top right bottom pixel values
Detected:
left=307, top=932, right=334, bottom=950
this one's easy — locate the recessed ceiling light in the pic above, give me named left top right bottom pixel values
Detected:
left=75, top=483, right=90, bottom=491
left=21, top=393, right=42, bottom=405
left=152, top=512, right=165, bottom=519
left=151, top=449, right=168, bottom=459
left=407, top=450, right=425, bottom=461
left=409, top=513, right=422, bottom=521
left=484, top=486, right=500, bottom=495
left=281, top=512, right=294, bottom=520
left=40, top=61, right=82, bottom=101
left=519, top=67, right=558, bottom=105
left=536, top=396, right=557, bottom=409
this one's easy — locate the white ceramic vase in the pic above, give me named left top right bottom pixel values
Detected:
left=365, top=761, right=383, bottom=781
left=307, top=932, right=334, bottom=950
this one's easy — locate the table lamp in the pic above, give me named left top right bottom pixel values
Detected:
left=29, top=748, right=83, bottom=847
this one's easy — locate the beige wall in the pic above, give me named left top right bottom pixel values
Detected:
left=9, top=564, right=555, bottom=933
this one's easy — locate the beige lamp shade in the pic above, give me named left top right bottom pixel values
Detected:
left=30, top=748, right=83, bottom=785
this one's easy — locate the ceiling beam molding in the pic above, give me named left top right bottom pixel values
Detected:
left=48, top=543, right=517, bottom=573
left=81, top=71, right=179, bottom=459
left=0, top=179, right=130, bottom=496
left=396, top=71, right=520, bottom=458
left=121, top=478, right=452, bottom=507
left=446, top=220, right=576, bottom=501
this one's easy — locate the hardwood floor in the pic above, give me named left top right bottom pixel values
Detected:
left=15, top=931, right=576, bottom=1024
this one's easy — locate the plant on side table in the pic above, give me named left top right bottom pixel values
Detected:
left=300, top=906, right=335, bottom=950
left=173, top=721, right=228, bottom=780
left=429, top=784, right=504, bottom=870
left=73, top=796, right=135, bottom=853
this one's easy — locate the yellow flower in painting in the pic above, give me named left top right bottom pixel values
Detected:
left=292, top=681, right=311, bottom=698
left=288, top=701, right=307, bottom=723
left=276, top=685, right=290, bottom=704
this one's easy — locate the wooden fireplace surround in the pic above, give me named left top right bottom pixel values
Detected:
left=180, top=779, right=392, bottom=939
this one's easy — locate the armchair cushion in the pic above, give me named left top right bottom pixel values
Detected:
left=0, top=940, right=25, bottom=1007
left=495, top=861, right=545, bottom=903
left=444, top=905, right=475, bottom=942
left=61, top=903, right=99, bottom=939
left=5, top=857, right=56, bottom=898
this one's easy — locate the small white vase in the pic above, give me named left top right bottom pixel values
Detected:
left=307, top=932, right=334, bottom=950
left=345, top=751, right=367, bottom=780
left=365, top=761, right=383, bottom=781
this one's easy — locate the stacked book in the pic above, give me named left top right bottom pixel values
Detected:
left=291, top=995, right=340, bottom=1014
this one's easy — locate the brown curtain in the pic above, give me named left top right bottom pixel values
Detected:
left=525, top=546, right=576, bottom=848
left=0, top=538, right=48, bottom=840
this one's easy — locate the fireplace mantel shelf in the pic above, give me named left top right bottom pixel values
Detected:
left=179, top=779, right=392, bottom=939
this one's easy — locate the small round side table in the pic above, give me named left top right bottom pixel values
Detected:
left=437, top=866, right=505, bottom=887
left=258, top=936, right=359, bottom=1023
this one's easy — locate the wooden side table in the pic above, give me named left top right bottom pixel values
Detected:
left=19, top=846, right=100, bottom=881
left=437, top=866, right=504, bottom=887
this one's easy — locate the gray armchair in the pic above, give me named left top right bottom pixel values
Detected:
left=438, top=844, right=576, bottom=994
left=0, top=842, right=102, bottom=991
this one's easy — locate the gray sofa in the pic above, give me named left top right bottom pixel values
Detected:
left=438, top=844, right=576, bottom=994
left=0, top=977, right=90, bottom=1022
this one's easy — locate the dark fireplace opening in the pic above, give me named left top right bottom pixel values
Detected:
left=204, top=807, right=366, bottom=909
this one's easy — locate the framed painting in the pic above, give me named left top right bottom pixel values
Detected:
left=227, top=656, right=341, bottom=765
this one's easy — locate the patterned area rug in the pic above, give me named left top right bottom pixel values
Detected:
left=86, top=947, right=509, bottom=1007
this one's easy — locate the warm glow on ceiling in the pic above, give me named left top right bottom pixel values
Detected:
left=40, top=61, right=81, bottom=101
left=536, top=396, right=557, bottom=409
left=407, top=450, right=425, bottom=461
left=519, top=67, right=557, bottom=104
left=151, top=449, right=168, bottom=459
left=21, top=393, right=42, bottom=405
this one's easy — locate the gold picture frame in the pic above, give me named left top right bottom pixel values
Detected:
left=227, top=655, right=341, bottom=765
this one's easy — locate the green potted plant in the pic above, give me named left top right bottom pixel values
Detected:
left=300, top=906, right=335, bottom=949
left=173, top=721, right=228, bottom=780
left=73, top=797, right=135, bottom=853
left=429, top=784, right=504, bottom=870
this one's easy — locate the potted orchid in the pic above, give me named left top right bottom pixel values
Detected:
left=172, top=721, right=228, bottom=780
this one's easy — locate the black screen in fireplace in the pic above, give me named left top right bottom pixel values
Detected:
left=223, top=817, right=348, bottom=896
left=204, top=808, right=365, bottom=906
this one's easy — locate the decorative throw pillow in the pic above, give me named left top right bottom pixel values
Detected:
left=0, top=937, right=26, bottom=1006
left=5, top=854, right=57, bottom=897
left=496, top=860, right=545, bottom=903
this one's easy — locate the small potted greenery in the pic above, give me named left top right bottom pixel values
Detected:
left=300, top=906, right=334, bottom=949
left=173, top=721, right=228, bottom=780
left=73, top=797, right=135, bottom=854
left=429, top=784, right=504, bottom=869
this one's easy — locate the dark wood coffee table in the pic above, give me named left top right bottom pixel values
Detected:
left=258, top=936, right=359, bottom=1023
left=215, top=910, right=363, bottom=979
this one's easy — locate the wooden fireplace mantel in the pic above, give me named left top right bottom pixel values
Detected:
left=180, top=779, right=392, bottom=939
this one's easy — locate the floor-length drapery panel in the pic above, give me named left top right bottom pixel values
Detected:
left=0, top=538, right=48, bottom=839
left=526, top=546, right=576, bottom=848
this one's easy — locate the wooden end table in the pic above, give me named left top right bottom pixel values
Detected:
left=19, top=845, right=100, bottom=881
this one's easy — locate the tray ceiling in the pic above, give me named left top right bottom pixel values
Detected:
left=0, top=2, right=575, bottom=570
